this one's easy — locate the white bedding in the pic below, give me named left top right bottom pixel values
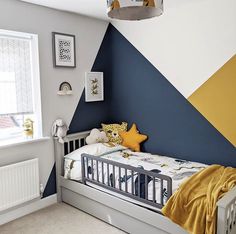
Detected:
left=64, top=148, right=207, bottom=206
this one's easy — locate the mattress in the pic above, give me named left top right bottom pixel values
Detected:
left=64, top=149, right=207, bottom=208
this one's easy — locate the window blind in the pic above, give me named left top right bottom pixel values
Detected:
left=0, top=35, right=33, bottom=116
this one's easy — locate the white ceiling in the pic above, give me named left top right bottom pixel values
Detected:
left=20, top=0, right=109, bottom=20
left=19, top=0, right=194, bottom=21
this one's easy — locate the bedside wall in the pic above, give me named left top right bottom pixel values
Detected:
left=0, top=0, right=108, bottom=206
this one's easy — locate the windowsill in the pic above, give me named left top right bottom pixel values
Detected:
left=0, top=136, right=50, bottom=149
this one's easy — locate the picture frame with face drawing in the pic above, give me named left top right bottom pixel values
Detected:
left=85, top=72, right=104, bottom=102
left=52, top=32, right=76, bottom=68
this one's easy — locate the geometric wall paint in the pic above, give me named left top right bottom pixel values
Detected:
left=68, top=24, right=112, bottom=133
left=42, top=164, right=56, bottom=198
left=45, top=27, right=112, bottom=197
left=69, top=24, right=236, bottom=167
left=189, top=55, right=236, bottom=146
left=111, top=0, right=236, bottom=98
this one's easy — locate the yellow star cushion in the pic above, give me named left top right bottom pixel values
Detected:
left=119, top=124, right=148, bottom=152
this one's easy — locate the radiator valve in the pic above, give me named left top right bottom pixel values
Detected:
left=40, top=183, right=44, bottom=197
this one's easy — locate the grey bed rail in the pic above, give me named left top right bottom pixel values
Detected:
left=81, top=153, right=172, bottom=209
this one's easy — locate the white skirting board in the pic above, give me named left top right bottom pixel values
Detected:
left=0, top=194, right=57, bottom=226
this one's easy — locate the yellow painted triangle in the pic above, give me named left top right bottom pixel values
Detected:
left=188, top=55, right=236, bottom=146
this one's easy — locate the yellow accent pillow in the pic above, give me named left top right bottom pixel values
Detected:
left=119, top=123, right=148, bottom=152
left=102, top=122, right=128, bottom=144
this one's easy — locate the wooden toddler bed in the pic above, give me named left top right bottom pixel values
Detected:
left=54, top=131, right=236, bottom=234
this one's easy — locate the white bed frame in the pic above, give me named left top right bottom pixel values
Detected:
left=54, top=131, right=236, bottom=234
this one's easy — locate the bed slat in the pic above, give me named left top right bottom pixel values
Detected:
left=153, top=177, right=156, bottom=202
left=102, top=162, right=104, bottom=184
left=119, top=167, right=121, bottom=190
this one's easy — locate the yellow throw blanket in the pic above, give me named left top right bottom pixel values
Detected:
left=162, top=165, right=236, bottom=234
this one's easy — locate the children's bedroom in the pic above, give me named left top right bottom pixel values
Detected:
left=0, top=0, right=235, bottom=233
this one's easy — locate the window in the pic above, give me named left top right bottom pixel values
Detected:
left=0, top=29, right=42, bottom=141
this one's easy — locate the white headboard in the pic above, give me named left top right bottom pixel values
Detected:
left=54, top=131, right=91, bottom=201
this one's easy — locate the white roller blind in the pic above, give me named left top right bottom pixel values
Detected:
left=0, top=35, right=33, bottom=116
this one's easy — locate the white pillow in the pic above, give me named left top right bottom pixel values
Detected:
left=86, top=128, right=109, bottom=145
left=64, top=143, right=127, bottom=161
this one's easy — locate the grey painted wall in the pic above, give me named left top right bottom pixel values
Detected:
left=0, top=0, right=108, bottom=201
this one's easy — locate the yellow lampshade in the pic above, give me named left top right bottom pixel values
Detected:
left=107, top=0, right=164, bottom=20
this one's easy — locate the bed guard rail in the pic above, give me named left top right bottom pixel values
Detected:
left=81, top=154, right=172, bottom=209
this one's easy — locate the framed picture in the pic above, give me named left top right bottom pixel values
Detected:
left=52, top=32, right=76, bottom=68
left=85, top=72, right=104, bottom=102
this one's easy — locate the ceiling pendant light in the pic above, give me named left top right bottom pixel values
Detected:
left=107, top=0, right=163, bottom=21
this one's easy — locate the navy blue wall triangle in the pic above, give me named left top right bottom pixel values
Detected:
left=69, top=23, right=236, bottom=167
left=42, top=164, right=56, bottom=198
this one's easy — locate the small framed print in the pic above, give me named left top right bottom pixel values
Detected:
left=85, top=72, right=104, bottom=102
left=52, top=32, right=76, bottom=68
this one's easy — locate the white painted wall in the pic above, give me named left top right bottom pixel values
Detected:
left=0, top=0, right=108, bottom=198
left=21, top=0, right=108, bottom=20
left=112, top=0, right=236, bottom=98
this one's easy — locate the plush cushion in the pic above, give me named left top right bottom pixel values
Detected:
left=64, top=143, right=127, bottom=161
left=86, top=128, right=109, bottom=145
left=119, top=123, right=148, bottom=152
left=102, top=122, right=128, bottom=144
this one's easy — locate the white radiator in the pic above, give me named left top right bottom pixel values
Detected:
left=0, top=158, right=40, bottom=212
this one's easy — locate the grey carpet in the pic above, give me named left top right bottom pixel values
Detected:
left=0, top=203, right=126, bottom=234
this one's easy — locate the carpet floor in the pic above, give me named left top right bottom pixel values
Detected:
left=0, top=203, right=126, bottom=234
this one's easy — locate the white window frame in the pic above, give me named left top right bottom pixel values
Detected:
left=0, top=29, right=43, bottom=140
